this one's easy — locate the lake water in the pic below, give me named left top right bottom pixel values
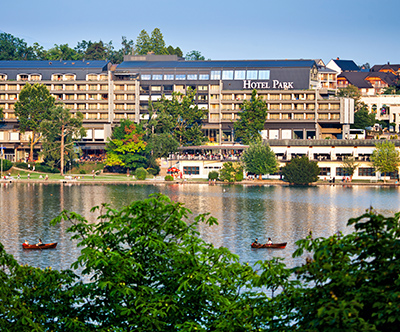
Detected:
left=1, top=182, right=399, bottom=272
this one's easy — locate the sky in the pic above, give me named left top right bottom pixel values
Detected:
left=1, top=0, right=399, bottom=67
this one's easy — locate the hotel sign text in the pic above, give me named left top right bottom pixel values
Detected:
left=243, top=80, right=294, bottom=90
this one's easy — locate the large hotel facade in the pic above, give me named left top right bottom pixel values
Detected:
left=0, top=55, right=354, bottom=161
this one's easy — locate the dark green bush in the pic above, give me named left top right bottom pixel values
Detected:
left=164, top=175, right=174, bottom=181
left=208, top=171, right=219, bottom=180
left=15, top=162, right=28, bottom=169
left=79, top=169, right=86, bottom=174
left=135, top=167, right=147, bottom=180
left=1, top=159, right=12, bottom=171
left=35, top=164, right=60, bottom=173
left=147, top=168, right=158, bottom=176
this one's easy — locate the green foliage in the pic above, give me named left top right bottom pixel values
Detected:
left=219, top=161, right=244, bottom=182
left=134, top=167, right=147, bottom=180
left=341, top=156, right=359, bottom=178
left=34, top=163, right=60, bottom=173
left=164, top=174, right=174, bottom=181
left=185, top=50, right=205, bottom=60
left=79, top=169, right=86, bottom=174
left=281, top=156, right=320, bottom=185
left=135, top=28, right=168, bottom=55
left=241, top=140, right=278, bottom=179
left=0, top=32, right=34, bottom=60
left=352, top=106, right=376, bottom=129
left=40, top=105, right=85, bottom=175
left=208, top=170, right=219, bottom=180
left=0, top=158, right=12, bottom=171
left=105, top=119, right=148, bottom=170
left=371, top=141, right=400, bottom=178
left=148, top=133, right=179, bottom=159
left=150, top=88, right=208, bottom=146
left=289, top=209, right=400, bottom=331
left=234, top=90, right=267, bottom=144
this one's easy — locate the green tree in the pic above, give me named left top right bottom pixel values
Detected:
left=85, top=41, right=106, bottom=60
left=14, top=83, right=56, bottom=161
left=45, top=44, right=79, bottom=60
left=40, top=105, right=86, bottom=175
left=234, top=89, right=267, bottom=144
left=0, top=32, right=34, bottom=60
left=241, top=140, right=278, bottom=179
left=281, top=155, right=319, bottom=185
left=147, top=132, right=179, bottom=159
left=105, top=119, right=148, bottom=170
left=149, top=88, right=208, bottom=146
left=121, top=36, right=134, bottom=55
left=219, top=161, right=244, bottom=182
left=352, top=105, right=375, bottom=129
left=135, top=29, right=151, bottom=55
left=371, top=141, right=400, bottom=182
left=166, top=45, right=183, bottom=57
left=341, top=156, right=359, bottom=180
left=287, top=208, right=400, bottom=331
left=149, top=28, right=167, bottom=55
left=185, top=50, right=205, bottom=60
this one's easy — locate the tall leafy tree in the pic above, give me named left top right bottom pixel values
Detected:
left=352, top=105, right=375, bottom=129
left=147, top=132, right=179, bottom=159
left=166, top=45, right=183, bottom=57
left=281, top=155, right=320, bottom=185
left=371, top=141, right=400, bottom=182
left=149, top=88, right=208, bottom=146
left=234, top=89, right=267, bottom=144
left=105, top=119, right=148, bottom=170
left=135, top=29, right=151, bottom=55
left=121, top=36, right=134, bottom=55
left=149, top=28, right=167, bottom=55
left=40, top=105, right=85, bottom=175
left=85, top=41, right=107, bottom=60
left=14, top=83, right=56, bottom=161
left=341, top=156, right=359, bottom=180
left=241, top=140, right=278, bottom=179
left=0, top=32, right=34, bottom=60
left=46, top=44, right=79, bottom=60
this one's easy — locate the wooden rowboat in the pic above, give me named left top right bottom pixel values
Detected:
left=22, top=242, right=58, bottom=250
left=251, top=242, right=287, bottom=249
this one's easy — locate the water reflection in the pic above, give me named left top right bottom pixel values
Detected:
left=1, top=183, right=399, bottom=272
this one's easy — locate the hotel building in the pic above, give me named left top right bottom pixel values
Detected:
left=0, top=55, right=354, bottom=161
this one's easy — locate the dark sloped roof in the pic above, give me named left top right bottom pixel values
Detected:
left=370, top=64, right=400, bottom=72
left=338, top=72, right=371, bottom=88
left=332, top=60, right=359, bottom=72
left=366, top=71, right=398, bottom=85
left=116, top=59, right=316, bottom=70
left=0, top=60, right=109, bottom=69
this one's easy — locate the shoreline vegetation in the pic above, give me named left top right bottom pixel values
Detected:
left=1, top=167, right=398, bottom=186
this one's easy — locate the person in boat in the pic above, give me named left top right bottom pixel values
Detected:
left=36, top=238, right=43, bottom=246
left=254, top=238, right=258, bottom=244
left=24, top=240, right=29, bottom=245
left=267, top=238, right=273, bottom=245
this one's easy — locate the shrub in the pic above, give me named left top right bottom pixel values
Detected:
left=164, top=175, right=174, bottom=181
left=135, top=167, right=147, bottom=180
left=1, top=159, right=12, bottom=171
left=79, top=169, right=86, bottom=174
left=219, top=162, right=244, bottom=182
left=147, top=167, right=158, bottom=176
left=281, top=156, right=319, bottom=185
left=14, top=162, right=28, bottom=169
left=35, top=164, right=60, bottom=173
left=208, top=171, right=219, bottom=180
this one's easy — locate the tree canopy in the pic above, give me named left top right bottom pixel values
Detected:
left=14, top=83, right=56, bottom=161
left=281, top=155, right=320, bottom=185
left=185, top=50, right=205, bottom=60
left=341, top=156, right=359, bottom=179
left=352, top=106, right=376, bottom=129
left=234, top=90, right=267, bottom=144
left=40, top=105, right=86, bottom=175
left=371, top=141, right=400, bottom=180
left=241, top=140, right=278, bottom=179
left=149, top=88, right=208, bottom=146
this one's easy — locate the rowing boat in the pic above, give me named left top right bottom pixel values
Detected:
left=251, top=242, right=287, bottom=249
left=22, top=242, right=58, bottom=250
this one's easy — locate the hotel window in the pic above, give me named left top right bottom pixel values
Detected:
left=358, top=168, right=376, bottom=177
left=198, top=85, right=208, bottom=91
left=319, top=113, right=329, bottom=119
left=294, top=113, right=304, bottom=120
left=176, top=74, right=186, bottom=80
left=99, top=74, right=108, bottom=81
left=331, top=113, right=340, bottom=120
left=210, top=85, right=220, bottom=91
left=210, top=113, right=219, bottom=121
left=306, top=113, right=315, bottom=120
left=246, top=70, right=258, bottom=79
left=210, top=71, right=221, bottom=80
left=52, top=74, right=63, bottom=81
left=152, top=74, right=162, bottom=80
left=87, top=74, right=98, bottom=81
left=281, top=113, right=291, bottom=119
left=89, top=85, right=97, bottom=91
left=258, top=70, right=270, bottom=79
left=53, top=85, right=63, bottom=91
left=187, top=74, right=198, bottom=80
left=0, top=74, right=7, bottom=81
left=164, top=74, right=174, bottom=80
left=234, top=70, right=246, bottom=80
left=198, top=95, right=208, bottom=101
left=331, top=104, right=340, bottom=110
left=151, top=86, right=162, bottom=91
left=141, top=74, right=151, bottom=80
left=78, top=84, right=86, bottom=91
left=210, top=95, right=219, bottom=101
left=222, top=71, right=234, bottom=80
left=30, top=74, right=41, bottom=81
left=199, top=74, right=209, bottom=80
left=319, top=167, right=331, bottom=176
left=183, top=166, right=199, bottom=175
left=270, top=113, right=280, bottom=119
left=64, top=74, right=75, bottom=81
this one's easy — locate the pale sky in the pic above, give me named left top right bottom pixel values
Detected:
left=2, top=0, right=399, bottom=66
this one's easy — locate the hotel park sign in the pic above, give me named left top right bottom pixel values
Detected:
left=243, top=79, right=294, bottom=90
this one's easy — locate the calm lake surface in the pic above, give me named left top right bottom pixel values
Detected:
left=1, top=182, right=399, bottom=272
